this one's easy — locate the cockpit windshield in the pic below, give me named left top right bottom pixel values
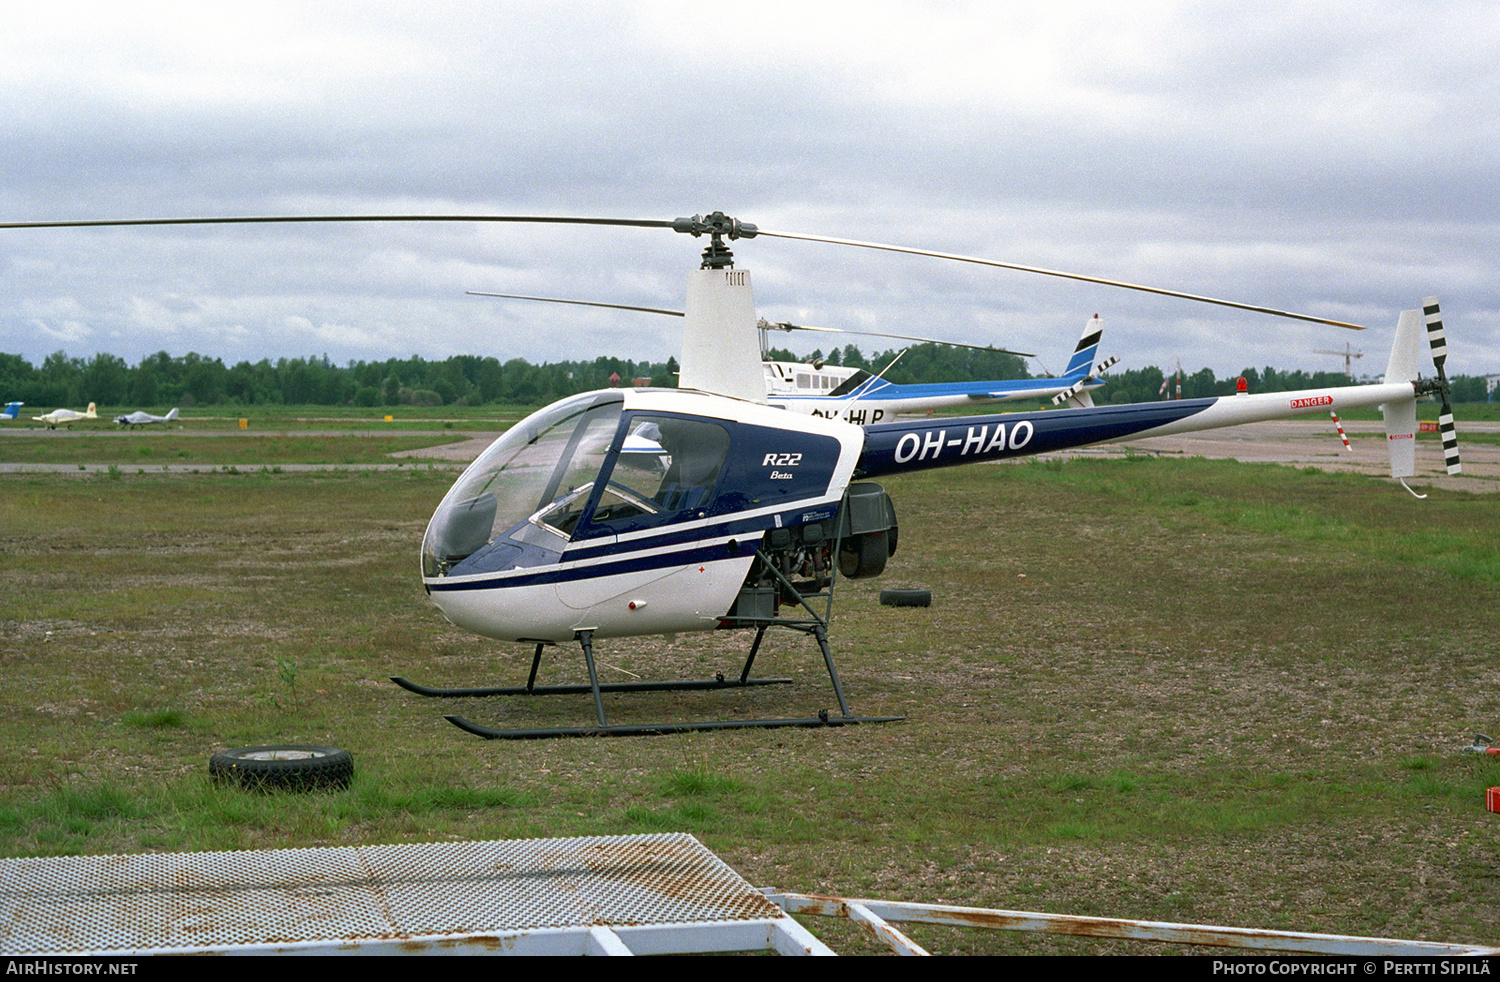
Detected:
left=422, top=392, right=737, bottom=578
left=422, top=392, right=625, bottom=576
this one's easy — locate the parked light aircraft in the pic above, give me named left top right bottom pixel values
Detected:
left=2, top=211, right=1462, bottom=739
left=115, top=408, right=180, bottom=428
left=1, top=402, right=22, bottom=422
left=33, top=402, right=97, bottom=429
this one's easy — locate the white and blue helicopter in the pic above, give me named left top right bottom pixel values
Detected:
left=760, top=318, right=1118, bottom=422
left=469, top=290, right=1118, bottom=423
left=1, top=211, right=1462, bottom=738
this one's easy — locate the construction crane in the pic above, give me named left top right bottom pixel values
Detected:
left=1315, top=342, right=1364, bottom=379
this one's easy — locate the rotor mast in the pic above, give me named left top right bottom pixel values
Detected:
left=671, top=213, right=768, bottom=402
left=672, top=211, right=759, bottom=270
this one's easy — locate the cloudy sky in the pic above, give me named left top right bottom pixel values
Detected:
left=3, top=1, right=1497, bottom=384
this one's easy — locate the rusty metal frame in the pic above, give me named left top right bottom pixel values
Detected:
left=764, top=891, right=1500, bottom=957
left=6, top=832, right=1494, bottom=957
left=0, top=833, right=836, bottom=957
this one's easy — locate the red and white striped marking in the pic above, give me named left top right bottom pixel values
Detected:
left=1331, top=411, right=1351, bottom=451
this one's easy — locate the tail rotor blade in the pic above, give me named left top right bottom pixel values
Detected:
left=1050, top=356, right=1118, bottom=406
left=1422, top=297, right=1462, bottom=475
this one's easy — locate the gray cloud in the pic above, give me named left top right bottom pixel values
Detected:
left=3, top=1, right=1496, bottom=382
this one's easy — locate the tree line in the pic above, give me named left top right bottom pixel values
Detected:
left=0, top=350, right=679, bottom=410
left=1, top=344, right=1491, bottom=411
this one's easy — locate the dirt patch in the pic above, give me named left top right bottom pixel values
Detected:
left=1068, top=418, right=1500, bottom=494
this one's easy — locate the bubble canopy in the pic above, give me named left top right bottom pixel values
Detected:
left=422, top=391, right=628, bottom=578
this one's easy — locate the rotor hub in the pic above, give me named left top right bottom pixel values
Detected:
left=672, top=211, right=758, bottom=269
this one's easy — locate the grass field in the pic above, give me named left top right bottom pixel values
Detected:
left=0, top=449, right=1497, bottom=954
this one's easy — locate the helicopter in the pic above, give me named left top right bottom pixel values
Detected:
left=1, top=211, right=1463, bottom=738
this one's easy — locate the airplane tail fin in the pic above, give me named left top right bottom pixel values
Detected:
left=1050, top=316, right=1117, bottom=408
left=1, top=402, right=21, bottom=420
left=166, top=408, right=180, bottom=421
left=1060, top=316, right=1104, bottom=378
left=84, top=402, right=98, bottom=418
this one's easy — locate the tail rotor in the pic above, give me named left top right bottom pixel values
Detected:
left=1421, top=297, right=1463, bottom=475
left=1050, top=355, right=1119, bottom=407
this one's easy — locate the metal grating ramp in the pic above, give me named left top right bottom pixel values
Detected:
left=0, top=832, right=830, bottom=956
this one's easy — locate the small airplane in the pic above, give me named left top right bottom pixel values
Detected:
left=4, top=211, right=1462, bottom=740
left=1, top=402, right=23, bottom=422
left=115, top=408, right=180, bottom=428
left=33, top=402, right=98, bottom=429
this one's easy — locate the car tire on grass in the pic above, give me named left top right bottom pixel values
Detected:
left=209, top=745, right=354, bottom=792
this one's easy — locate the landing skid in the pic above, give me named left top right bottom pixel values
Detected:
left=395, top=549, right=904, bottom=739
left=444, top=710, right=901, bottom=740
left=390, top=672, right=792, bottom=699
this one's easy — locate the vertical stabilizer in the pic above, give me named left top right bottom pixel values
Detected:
left=677, top=268, right=768, bottom=403
left=1383, top=309, right=1423, bottom=386
left=1381, top=308, right=1424, bottom=478
left=1061, top=316, right=1104, bottom=378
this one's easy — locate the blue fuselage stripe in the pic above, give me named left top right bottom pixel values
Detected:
left=427, top=538, right=750, bottom=592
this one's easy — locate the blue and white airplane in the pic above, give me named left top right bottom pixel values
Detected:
left=1, top=402, right=23, bottom=422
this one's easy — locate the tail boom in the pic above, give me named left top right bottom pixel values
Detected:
left=857, top=382, right=1417, bottom=478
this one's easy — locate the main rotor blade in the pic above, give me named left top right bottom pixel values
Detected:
left=0, top=214, right=679, bottom=232
left=755, top=228, right=1367, bottom=331
left=5, top=211, right=1362, bottom=331
left=466, top=291, right=684, bottom=317
left=468, top=290, right=1035, bottom=357
left=763, top=321, right=1033, bottom=358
